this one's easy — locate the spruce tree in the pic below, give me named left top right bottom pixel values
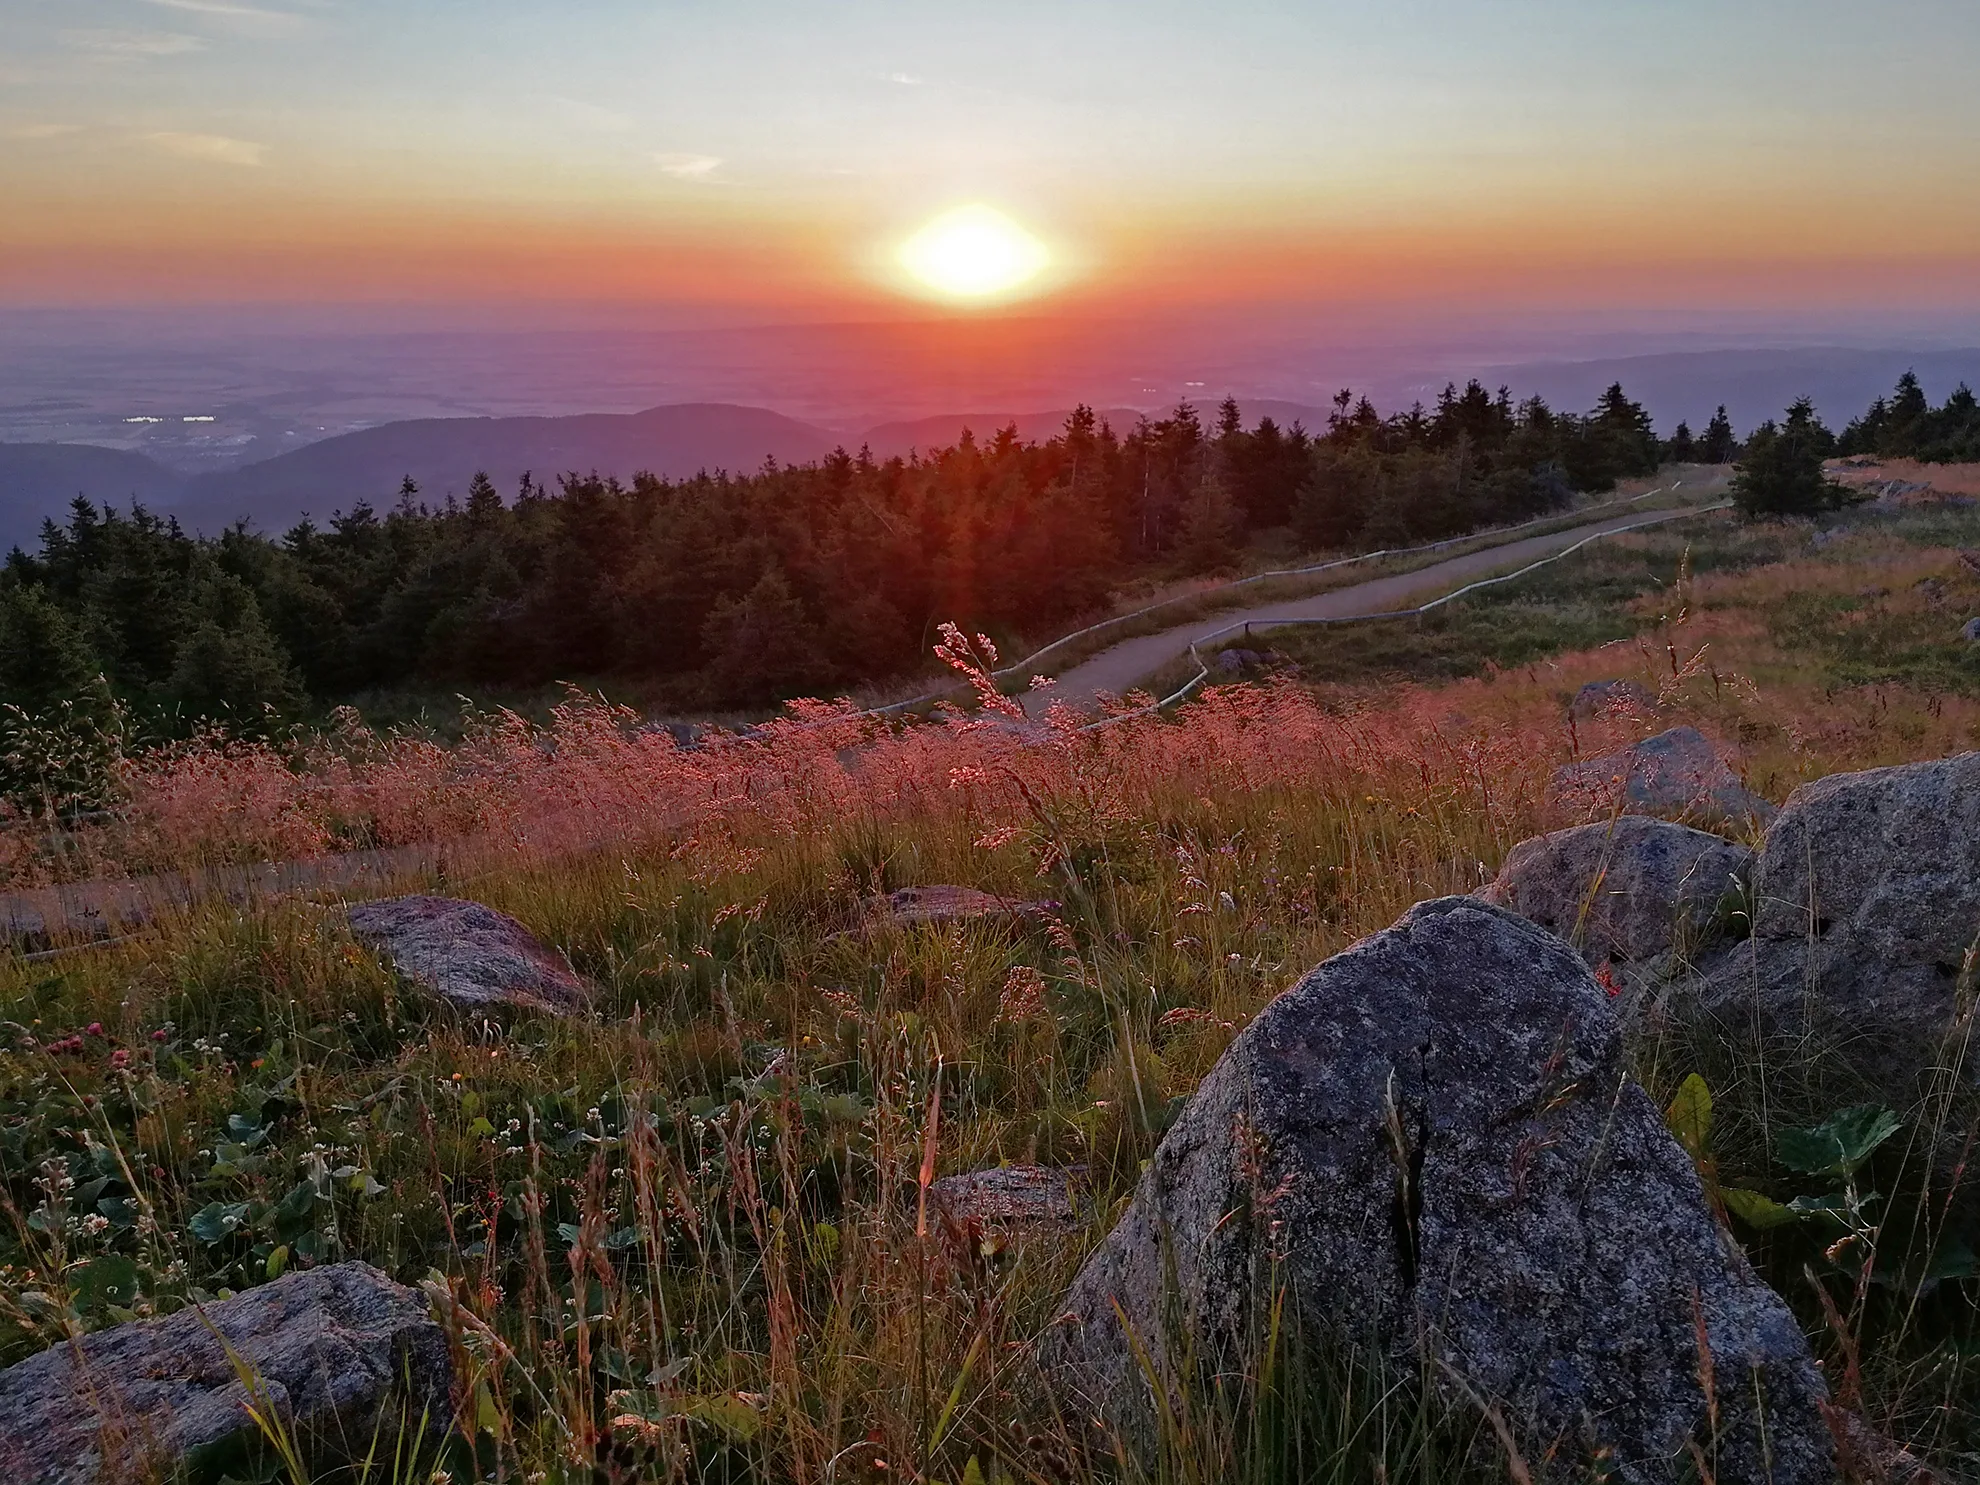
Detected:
left=466, top=470, right=503, bottom=525
left=1177, top=467, right=1240, bottom=573
left=1699, top=407, right=1738, bottom=464
left=1731, top=399, right=1847, bottom=518
left=0, top=585, right=107, bottom=715
left=698, top=569, right=828, bottom=705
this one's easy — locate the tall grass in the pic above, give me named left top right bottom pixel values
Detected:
left=3, top=518, right=1978, bottom=1481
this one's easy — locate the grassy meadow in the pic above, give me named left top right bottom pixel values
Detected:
left=4, top=499, right=1980, bottom=1482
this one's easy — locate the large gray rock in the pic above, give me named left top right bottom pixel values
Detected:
left=1043, top=898, right=1830, bottom=1484
left=0, top=1262, right=452, bottom=1485
left=1699, top=753, right=1980, bottom=1067
left=1479, top=817, right=1754, bottom=966
left=1551, top=725, right=1775, bottom=824
left=347, top=894, right=589, bottom=1016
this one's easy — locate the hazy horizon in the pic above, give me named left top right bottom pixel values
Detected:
left=8, top=1, right=1980, bottom=480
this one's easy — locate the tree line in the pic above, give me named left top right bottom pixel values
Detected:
left=1838, top=371, right=1980, bottom=464
left=3, top=382, right=1688, bottom=732
left=1728, top=371, right=1980, bottom=517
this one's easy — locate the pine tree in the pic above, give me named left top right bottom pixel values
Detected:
left=1294, top=445, right=1375, bottom=550
left=0, top=585, right=106, bottom=714
left=1732, top=399, right=1846, bottom=518
left=1699, top=407, right=1738, bottom=464
left=465, top=470, right=503, bottom=525
left=1177, top=466, right=1240, bottom=573
left=698, top=569, right=828, bottom=705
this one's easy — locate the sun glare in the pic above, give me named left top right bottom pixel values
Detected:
left=898, top=204, right=1050, bottom=299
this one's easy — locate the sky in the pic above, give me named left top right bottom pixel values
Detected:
left=6, top=0, right=1980, bottom=327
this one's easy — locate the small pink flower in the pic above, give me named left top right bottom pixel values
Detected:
left=85, top=1022, right=104, bottom=1037
left=151, top=1030, right=168, bottom=1042
left=111, top=1049, right=132, bottom=1069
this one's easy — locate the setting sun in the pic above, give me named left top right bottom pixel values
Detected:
left=898, top=204, right=1050, bottom=299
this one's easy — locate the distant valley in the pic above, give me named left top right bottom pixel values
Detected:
left=5, top=343, right=1980, bottom=548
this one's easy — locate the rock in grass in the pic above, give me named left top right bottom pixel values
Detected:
left=0, top=1262, right=452, bottom=1485
left=347, top=894, right=589, bottom=1016
left=1479, top=816, right=1754, bottom=966
left=929, top=1165, right=1078, bottom=1230
left=1698, top=752, right=1980, bottom=1075
left=1042, top=897, right=1830, bottom=1484
left=1551, top=725, right=1775, bottom=824
left=1568, top=677, right=1659, bottom=720
left=867, top=885, right=1058, bottom=929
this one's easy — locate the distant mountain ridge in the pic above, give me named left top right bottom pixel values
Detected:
left=8, top=348, right=1980, bottom=549
left=171, top=402, right=839, bottom=535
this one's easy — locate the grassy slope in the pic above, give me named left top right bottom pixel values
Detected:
left=4, top=501, right=1980, bottom=1483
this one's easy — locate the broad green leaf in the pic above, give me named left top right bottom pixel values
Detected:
left=1777, top=1106, right=1902, bottom=1177
left=1928, top=1241, right=1976, bottom=1281
left=685, top=1393, right=763, bottom=1442
left=265, top=1244, right=290, bottom=1279
left=1664, top=1074, right=1713, bottom=1158
left=189, top=1201, right=252, bottom=1244
left=73, top=1254, right=140, bottom=1309
left=475, top=1380, right=505, bottom=1437
left=274, top=1178, right=318, bottom=1223
left=468, top=1116, right=496, bottom=1138
left=1721, top=1187, right=1799, bottom=1229
left=96, top=1196, right=139, bottom=1228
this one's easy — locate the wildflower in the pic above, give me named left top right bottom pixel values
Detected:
left=996, top=965, right=1046, bottom=1024
left=1595, top=963, right=1624, bottom=998
left=110, top=1049, right=131, bottom=1070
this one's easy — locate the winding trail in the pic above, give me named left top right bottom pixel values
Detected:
left=6, top=496, right=1725, bottom=952
left=1029, top=503, right=1726, bottom=714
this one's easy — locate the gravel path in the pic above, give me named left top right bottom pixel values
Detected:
left=1029, top=505, right=1716, bottom=713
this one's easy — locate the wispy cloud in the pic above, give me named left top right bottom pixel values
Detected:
left=141, top=0, right=305, bottom=36
left=62, top=29, right=207, bottom=56
left=886, top=72, right=925, bottom=87
left=10, top=124, right=85, bottom=140
left=145, top=131, right=268, bottom=166
left=655, top=152, right=723, bottom=180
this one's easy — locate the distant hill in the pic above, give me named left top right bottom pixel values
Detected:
left=0, top=443, right=189, bottom=550
left=171, top=403, right=839, bottom=535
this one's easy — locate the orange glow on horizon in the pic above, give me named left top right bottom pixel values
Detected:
left=4, top=183, right=1980, bottom=316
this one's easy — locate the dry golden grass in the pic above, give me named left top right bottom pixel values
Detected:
left=3, top=506, right=1979, bottom=1483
